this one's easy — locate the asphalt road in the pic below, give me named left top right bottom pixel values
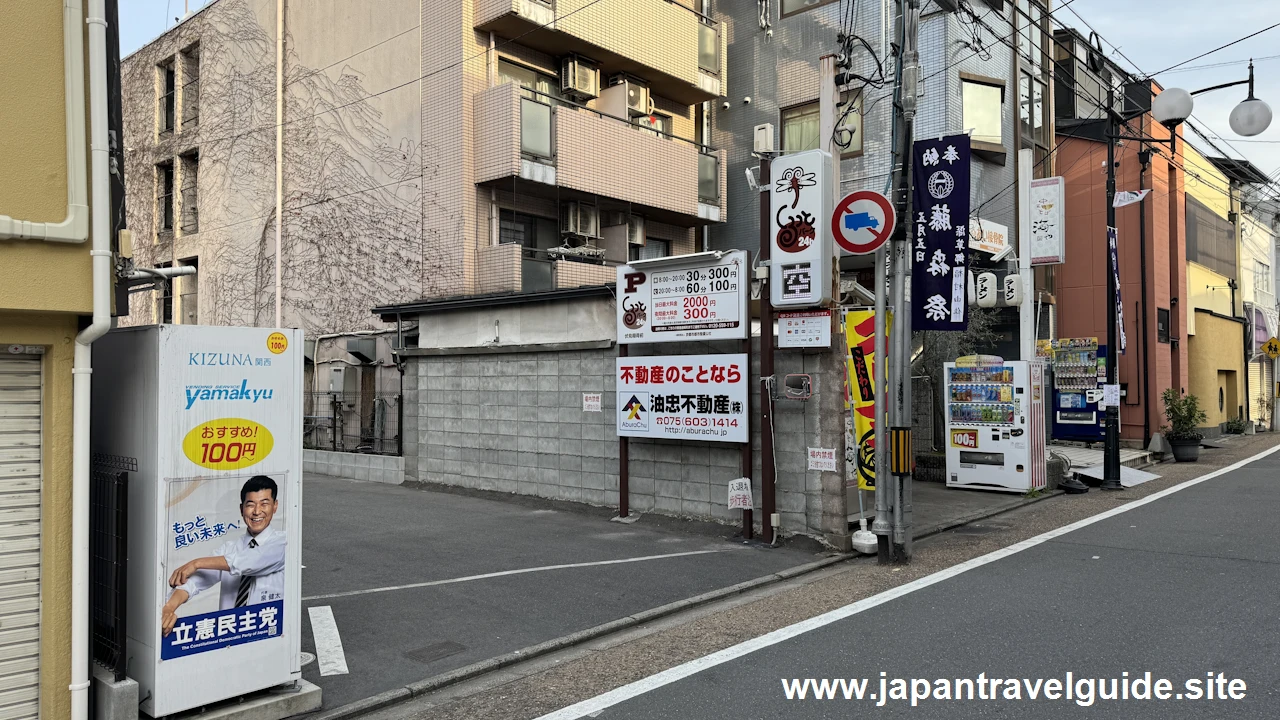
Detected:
left=297, top=474, right=820, bottom=711
left=552, top=447, right=1280, bottom=719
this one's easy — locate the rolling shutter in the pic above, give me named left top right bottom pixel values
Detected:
left=0, top=356, right=42, bottom=720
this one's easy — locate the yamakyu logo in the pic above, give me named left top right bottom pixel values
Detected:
left=185, top=380, right=275, bottom=410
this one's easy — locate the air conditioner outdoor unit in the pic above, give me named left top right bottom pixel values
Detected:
left=608, top=75, right=653, bottom=116
left=560, top=56, right=599, bottom=100
left=627, top=215, right=646, bottom=245
left=560, top=201, right=600, bottom=238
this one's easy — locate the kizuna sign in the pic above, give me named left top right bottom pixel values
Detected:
left=616, top=354, right=748, bottom=443
left=616, top=251, right=749, bottom=344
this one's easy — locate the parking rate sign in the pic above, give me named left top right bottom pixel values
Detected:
left=832, top=190, right=895, bottom=255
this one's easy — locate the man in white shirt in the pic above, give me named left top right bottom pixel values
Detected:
left=162, top=475, right=287, bottom=637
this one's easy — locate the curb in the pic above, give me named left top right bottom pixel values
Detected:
left=308, top=554, right=851, bottom=720
left=914, top=488, right=1065, bottom=540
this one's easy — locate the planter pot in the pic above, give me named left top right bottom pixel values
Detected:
left=1169, top=438, right=1201, bottom=462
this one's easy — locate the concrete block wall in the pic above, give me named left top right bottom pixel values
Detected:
left=402, top=333, right=835, bottom=537
left=305, top=450, right=405, bottom=484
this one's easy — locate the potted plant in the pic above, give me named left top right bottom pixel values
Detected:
left=1161, top=388, right=1207, bottom=462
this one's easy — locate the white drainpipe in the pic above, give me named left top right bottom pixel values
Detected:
left=0, top=0, right=90, bottom=242
left=72, top=1, right=113, bottom=718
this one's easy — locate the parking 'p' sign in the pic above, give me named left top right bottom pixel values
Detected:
left=831, top=190, right=895, bottom=255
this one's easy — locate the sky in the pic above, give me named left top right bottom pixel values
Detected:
left=118, top=0, right=1280, bottom=179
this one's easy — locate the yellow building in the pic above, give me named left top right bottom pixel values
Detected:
left=1, top=1, right=118, bottom=717
left=1183, top=142, right=1245, bottom=430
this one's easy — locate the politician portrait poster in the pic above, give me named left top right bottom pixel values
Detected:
left=160, top=473, right=288, bottom=659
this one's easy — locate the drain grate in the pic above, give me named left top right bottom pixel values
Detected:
left=403, top=641, right=467, bottom=665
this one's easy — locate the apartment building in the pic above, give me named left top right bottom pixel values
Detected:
left=121, top=0, right=725, bottom=331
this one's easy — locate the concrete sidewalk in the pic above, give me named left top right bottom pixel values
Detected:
left=298, top=474, right=827, bottom=713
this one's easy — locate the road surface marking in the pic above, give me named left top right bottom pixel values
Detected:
left=302, top=548, right=740, bottom=602
left=536, top=443, right=1280, bottom=720
left=307, top=605, right=349, bottom=676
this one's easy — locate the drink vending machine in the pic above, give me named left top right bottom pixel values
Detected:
left=944, top=359, right=1047, bottom=493
left=1048, top=338, right=1108, bottom=443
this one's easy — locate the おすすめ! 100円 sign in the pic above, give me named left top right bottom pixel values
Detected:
left=616, top=354, right=748, bottom=443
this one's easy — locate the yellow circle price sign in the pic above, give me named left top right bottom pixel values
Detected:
left=267, top=332, right=289, bottom=355
left=183, top=418, right=274, bottom=470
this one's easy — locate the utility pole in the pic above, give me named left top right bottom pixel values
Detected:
left=819, top=55, right=852, bottom=551
left=759, top=156, right=777, bottom=542
left=1101, top=86, right=1123, bottom=491
left=885, top=0, right=920, bottom=560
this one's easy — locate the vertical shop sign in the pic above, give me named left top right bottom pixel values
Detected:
left=1108, top=227, right=1127, bottom=354
left=912, top=135, right=971, bottom=331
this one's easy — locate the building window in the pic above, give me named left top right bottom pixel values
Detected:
left=780, top=0, right=838, bottom=18
left=179, top=151, right=198, bottom=234
left=1157, top=307, right=1170, bottom=343
left=781, top=102, right=820, bottom=154
left=780, top=94, right=861, bottom=156
left=156, top=261, right=174, bottom=324
left=178, top=257, right=199, bottom=324
left=498, top=209, right=557, bottom=253
left=637, top=112, right=672, bottom=138
left=156, top=161, right=174, bottom=234
left=498, top=59, right=559, bottom=101
left=1186, top=195, right=1237, bottom=277
left=962, top=76, right=1004, bottom=147
left=158, top=58, right=176, bottom=133
left=1019, top=73, right=1046, bottom=147
left=180, top=43, right=200, bottom=129
left=631, top=238, right=670, bottom=261
left=1256, top=261, right=1271, bottom=295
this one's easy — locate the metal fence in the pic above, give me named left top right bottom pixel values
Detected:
left=305, top=391, right=402, bottom=455
left=90, top=454, right=133, bottom=682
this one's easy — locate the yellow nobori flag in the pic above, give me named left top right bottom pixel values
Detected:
left=844, top=308, right=890, bottom=491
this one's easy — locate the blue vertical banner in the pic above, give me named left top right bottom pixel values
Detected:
left=912, top=135, right=972, bottom=331
left=1108, top=227, right=1127, bottom=354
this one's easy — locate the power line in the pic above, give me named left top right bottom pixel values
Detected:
left=1146, top=23, right=1280, bottom=78
left=1161, top=53, right=1280, bottom=76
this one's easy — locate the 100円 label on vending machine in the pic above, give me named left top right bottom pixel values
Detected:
left=617, top=354, right=748, bottom=442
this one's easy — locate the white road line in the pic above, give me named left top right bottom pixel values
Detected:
left=307, top=605, right=349, bottom=676
left=302, top=548, right=740, bottom=602
left=535, top=443, right=1280, bottom=720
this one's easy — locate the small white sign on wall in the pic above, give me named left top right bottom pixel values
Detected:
left=727, top=478, right=753, bottom=510
left=582, top=393, right=602, bottom=413
left=807, top=447, right=838, bottom=472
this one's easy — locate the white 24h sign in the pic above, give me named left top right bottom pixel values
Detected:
left=616, top=354, right=748, bottom=443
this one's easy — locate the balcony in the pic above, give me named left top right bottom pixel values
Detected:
left=473, top=83, right=725, bottom=225
left=474, top=0, right=724, bottom=105
left=476, top=243, right=618, bottom=295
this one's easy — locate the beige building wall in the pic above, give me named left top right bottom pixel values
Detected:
left=0, top=1, right=99, bottom=717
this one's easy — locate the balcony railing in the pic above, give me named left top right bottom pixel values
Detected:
left=474, top=0, right=722, bottom=104
left=698, top=151, right=719, bottom=204
left=182, top=78, right=200, bottom=128
left=698, top=21, right=719, bottom=74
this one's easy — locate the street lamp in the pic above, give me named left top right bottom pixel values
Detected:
left=1098, top=61, right=1272, bottom=491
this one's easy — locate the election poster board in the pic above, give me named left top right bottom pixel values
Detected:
left=617, top=251, right=749, bottom=344
left=92, top=324, right=303, bottom=717
left=616, top=354, right=748, bottom=443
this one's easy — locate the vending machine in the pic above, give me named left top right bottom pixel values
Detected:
left=92, top=325, right=304, bottom=717
left=1049, top=338, right=1108, bottom=442
left=945, top=359, right=1047, bottom=493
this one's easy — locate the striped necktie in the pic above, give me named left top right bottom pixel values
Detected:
left=234, top=538, right=258, bottom=608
